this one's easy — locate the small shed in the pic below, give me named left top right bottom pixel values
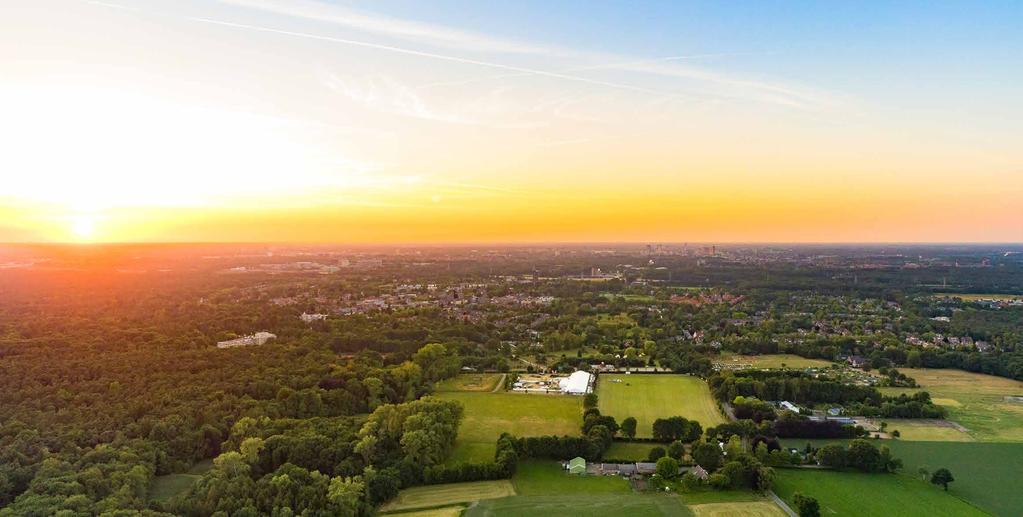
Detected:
left=568, top=457, right=586, bottom=475
left=689, top=465, right=709, bottom=480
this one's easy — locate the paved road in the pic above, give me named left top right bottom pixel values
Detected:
left=768, top=490, right=798, bottom=517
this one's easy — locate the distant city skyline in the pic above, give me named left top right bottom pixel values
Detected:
left=2, top=0, right=1021, bottom=243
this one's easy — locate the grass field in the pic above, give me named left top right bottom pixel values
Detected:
left=380, top=480, right=515, bottom=512
left=605, top=441, right=656, bottom=461
left=148, top=459, right=212, bottom=502
left=715, top=353, right=833, bottom=370
left=435, top=374, right=504, bottom=392
left=381, top=506, right=465, bottom=517
left=679, top=491, right=767, bottom=505
left=880, top=419, right=974, bottom=441
left=689, top=502, right=787, bottom=517
left=883, top=368, right=1023, bottom=441
left=773, top=469, right=987, bottom=516
left=465, top=494, right=692, bottom=517
left=598, top=374, right=725, bottom=438
left=436, top=391, right=582, bottom=463
left=512, top=461, right=631, bottom=495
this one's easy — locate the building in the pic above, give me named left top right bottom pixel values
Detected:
left=779, top=401, right=800, bottom=413
left=567, top=457, right=586, bottom=475
left=559, top=370, right=594, bottom=395
left=300, top=312, right=328, bottom=323
left=217, top=331, right=277, bottom=349
left=689, top=465, right=709, bottom=480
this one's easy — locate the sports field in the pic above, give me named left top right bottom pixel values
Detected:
left=379, top=480, right=515, bottom=512
left=435, top=373, right=504, bottom=392
left=715, top=353, right=833, bottom=370
left=773, top=469, right=987, bottom=517
left=883, top=368, right=1023, bottom=441
left=436, top=391, right=582, bottom=463
left=598, top=374, right=725, bottom=438
left=689, top=501, right=787, bottom=517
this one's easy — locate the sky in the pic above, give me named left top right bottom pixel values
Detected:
left=1, top=0, right=1021, bottom=243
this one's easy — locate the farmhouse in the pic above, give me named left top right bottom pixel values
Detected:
left=567, top=457, right=586, bottom=475
left=559, top=370, right=594, bottom=395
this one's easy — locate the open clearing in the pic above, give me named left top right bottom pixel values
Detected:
left=689, top=501, right=787, bottom=517
left=598, top=374, right=725, bottom=438
left=148, top=459, right=211, bottom=502
left=380, top=480, right=515, bottom=512
left=882, top=368, right=1023, bottom=441
left=435, top=373, right=505, bottom=392
left=934, top=293, right=1022, bottom=301
left=436, top=391, right=581, bottom=463
left=773, top=469, right=986, bottom=516
left=714, top=353, right=833, bottom=370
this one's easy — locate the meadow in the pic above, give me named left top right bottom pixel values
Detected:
left=598, top=374, right=725, bottom=438
left=880, top=419, right=973, bottom=441
left=379, top=480, right=515, bottom=512
left=148, top=459, right=212, bottom=502
left=714, top=353, right=833, bottom=370
left=934, top=293, right=1022, bottom=301
left=773, top=469, right=987, bottom=517
left=436, top=391, right=582, bottom=463
left=435, top=373, right=505, bottom=392
left=465, top=494, right=692, bottom=517
left=381, top=507, right=465, bottom=517
left=605, top=441, right=657, bottom=461
left=688, top=501, right=787, bottom=517
left=883, top=368, right=1023, bottom=442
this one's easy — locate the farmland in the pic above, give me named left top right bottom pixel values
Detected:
left=512, top=461, right=631, bottom=495
left=598, top=374, right=725, bottom=437
left=435, top=373, right=505, bottom=392
left=880, top=419, right=973, bottom=442
left=773, top=469, right=987, bottom=516
left=379, top=480, right=515, bottom=513
left=436, top=391, right=582, bottom=463
left=883, top=368, right=1023, bottom=441
left=465, top=494, right=692, bottom=517
left=381, top=507, right=465, bottom=517
left=689, top=501, right=787, bottom=517
left=605, top=441, right=656, bottom=461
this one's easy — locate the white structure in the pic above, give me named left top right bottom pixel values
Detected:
left=300, top=312, right=328, bottom=323
left=779, top=401, right=800, bottom=413
left=217, top=331, right=277, bottom=349
left=559, top=370, right=594, bottom=395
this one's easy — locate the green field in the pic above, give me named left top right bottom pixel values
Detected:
left=465, top=494, right=692, bottom=517
left=512, top=461, right=631, bottom=495
left=380, top=480, right=515, bottom=512
left=715, top=353, right=833, bottom=370
left=881, top=419, right=973, bottom=442
left=148, top=459, right=212, bottom=502
left=436, top=391, right=582, bottom=463
left=689, top=501, right=787, bottom=517
left=605, top=441, right=657, bottom=461
left=883, top=368, right=1023, bottom=441
left=598, top=374, right=725, bottom=438
left=381, top=506, right=465, bottom=517
left=435, top=373, right=505, bottom=392
left=678, top=491, right=767, bottom=505
left=934, top=293, right=1022, bottom=301
left=773, top=469, right=987, bottom=516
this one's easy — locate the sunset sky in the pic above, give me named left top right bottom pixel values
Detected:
left=2, top=0, right=1021, bottom=243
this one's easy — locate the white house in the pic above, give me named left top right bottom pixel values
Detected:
left=559, top=370, right=593, bottom=395
left=217, top=331, right=277, bottom=349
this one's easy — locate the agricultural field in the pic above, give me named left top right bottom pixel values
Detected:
left=602, top=292, right=657, bottom=303
left=689, top=501, right=787, bottom=517
left=934, top=293, right=1023, bottom=301
left=714, top=353, right=833, bottom=370
left=598, top=374, right=725, bottom=438
left=773, top=469, right=987, bottom=517
left=435, top=373, right=505, bottom=392
left=381, top=507, right=465, bottom=517
left=465, top=494, right=692, bottom=517
left=883, top=368, right=1023, bottom=441
left=379, top=480, right=515, bottom=513
left=605, top=441, right=656, bottom=461
left=436, top=391, right=582, bottom=463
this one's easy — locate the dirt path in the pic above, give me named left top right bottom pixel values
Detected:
left=492, top=373, right=507, bottom=392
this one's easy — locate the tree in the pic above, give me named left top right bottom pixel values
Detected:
left=667, top=441, right=685, bottom=460
left=691, top=443, right=722, bottom=472
left=724, top=435, right=743, bottom=458
left=917, top=466, right=929, bottom=481
left=847, top=439, right=882, bottom=472
left=648, top=447, right=666, bottom=462
left=680, top=471, right=701, bottom=492
left=655, top=456, right=680, bottom=480
left=621, top=417, right=637, bottom=439
left=583, top=393, right=598, bottom=409
left=931, top=468, right=954, bottom=491
left=412, top=343, right=461, bottom=383
left=792, top=492, right=821, bottom=517
left=816, top=444, right=846, bottom=469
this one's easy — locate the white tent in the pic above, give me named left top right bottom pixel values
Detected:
left=559, top=370, right=593, bottom=394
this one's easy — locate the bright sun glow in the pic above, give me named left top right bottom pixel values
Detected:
left=70, top=215, right=96, bottom=240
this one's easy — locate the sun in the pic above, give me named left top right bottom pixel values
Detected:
left=70, top=215, right=96, bottom=241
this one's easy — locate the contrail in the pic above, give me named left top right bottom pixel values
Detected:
left=82, top=1, right=659, bottom=95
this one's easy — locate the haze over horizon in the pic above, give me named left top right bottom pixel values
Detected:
left=3, top=0, right=1021, bottom=243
